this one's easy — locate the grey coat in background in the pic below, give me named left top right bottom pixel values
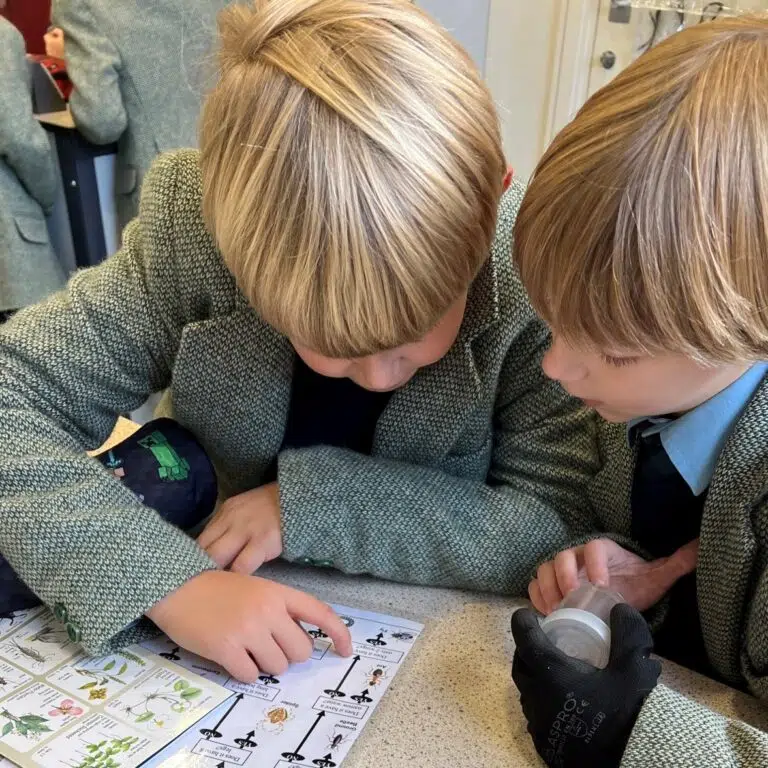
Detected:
left=52, top=0, right=231, bottom=230
left=0, top=18, right=66, bottom=311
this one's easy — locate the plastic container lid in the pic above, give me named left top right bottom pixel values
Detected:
left=539, top=607, right=611, bottom=669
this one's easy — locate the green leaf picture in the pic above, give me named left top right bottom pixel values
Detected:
left=104, top=660, right=115, bottom=672
left=173, top=679, right=188, bottom=692
left=1, top=722, right=12, bottom=737
left=80, top=681, right=98, bottom=689
left=135, top=711, right=154, bottom=723
left=19, top=715, right=48, bottom=725
left=118, top=663, right=128, bottom=676
left=117, top=651, right=145, bottom=667
left=180, top=687, right=201, bottom=700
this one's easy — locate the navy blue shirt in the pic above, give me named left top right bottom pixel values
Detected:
left=264, top=355, right=393, bottom=482
left=628, top=363, right=767, bottom=677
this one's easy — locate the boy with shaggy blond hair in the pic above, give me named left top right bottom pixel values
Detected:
left=0, top=0, right=596, bottom=684
left=511, top=15, right=768, bottom=768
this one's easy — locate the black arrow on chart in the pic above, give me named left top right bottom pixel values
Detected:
left=199, top=693, right=244, bottom=739
left=281, top=710, right=326, bottom=762
left=312, top=754, right=337, bottom=768
left=235, top=730, right=258, bottom=748
left=351, top=688, right=372, bottom=704
left=323, top=655, right=360, bottom=699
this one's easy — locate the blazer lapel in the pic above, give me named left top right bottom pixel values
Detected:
left=373, top=256, right=501, bottom=465
left=699, top=379, right=768, bottom=682
left=170, top=303, right=295, bottom=496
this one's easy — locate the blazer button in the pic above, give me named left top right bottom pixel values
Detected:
left=53, top=603, right=68, bottom=623
left=296, top=557, right=314, bottom=565
left=65, top=621, right=82, bottom=644
left=314, top=559, right=334, bottom=568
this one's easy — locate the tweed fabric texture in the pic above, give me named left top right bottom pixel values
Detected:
left=52, top=0, right=230, bottom=228
left=0, top=149, right=598, bottom=656
left=0, top=18, right=66, bottom=310
left=581, top=399, right=768, bottom=765
left=623, top=685, right=768, bottom=767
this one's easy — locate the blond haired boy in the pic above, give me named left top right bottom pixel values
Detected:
left=0, top=0, right=595, bottom=683
left=511, top=15, right=768, bottom=768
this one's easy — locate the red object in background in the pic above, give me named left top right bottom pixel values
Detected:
left=0, top=0, right=51, bottom=55
left=28, top=55, right=73, bottom=102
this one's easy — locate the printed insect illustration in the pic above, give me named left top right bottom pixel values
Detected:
left=366, top=667, right=388, bottom=687
left=391, top=631, right=414, bottom=642
left=258, top=705, right=294, bottom=734
left=365, top=630, right=387, bottom=647
left=28, top=625, right=70, bottom=644
left=48, top=698, right=84, bottom=718
left=10, top=640, right=47, bottom=665
left=326, top=729, right=352, bottom=752
left=0, top=610, right=22, bottom=628
left=159, top=646, right=181, bottom=661
left=307, top=627, right=328, bottom=640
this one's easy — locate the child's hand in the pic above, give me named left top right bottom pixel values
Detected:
left=529, top=537, right=699, bottom=615
left=146, top=571, right=353, bottom=682
left=198, top=484, right=282, bottom=574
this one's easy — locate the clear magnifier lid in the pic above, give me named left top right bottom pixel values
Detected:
left=539, top=608, right=611, bottom=669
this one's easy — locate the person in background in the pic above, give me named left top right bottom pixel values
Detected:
left=0, top=16, right=65, bottom=321
left=510, top=15, right=768, bottom=768
left=51, top=0, right=233, bottom=232
left=0, top=0, right=597, bottom=685
left=44, top=24, right=64, bottom=58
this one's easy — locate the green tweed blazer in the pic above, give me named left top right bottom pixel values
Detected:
left=581, top=401, right=768, bottom=767
left=0, top=149, right=598, bottom=654
left=0, top=17, right=66, bottom=310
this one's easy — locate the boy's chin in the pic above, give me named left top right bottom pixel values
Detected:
left=590, top=403, right=632, bottom=423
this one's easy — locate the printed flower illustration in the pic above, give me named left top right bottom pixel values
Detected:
left=49, top=699, right=84, bottom=717
left=88, top=687, right=108, bottom=701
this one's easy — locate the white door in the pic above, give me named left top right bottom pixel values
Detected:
left=588, top=1, right=768, bottom=99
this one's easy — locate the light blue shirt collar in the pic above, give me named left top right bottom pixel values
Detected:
left=628, top=362, right=768, bottom=497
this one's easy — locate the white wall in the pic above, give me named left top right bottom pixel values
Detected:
left=485, top=0, right=566, bottom=181
left=418, top=1, right=596, bottom=182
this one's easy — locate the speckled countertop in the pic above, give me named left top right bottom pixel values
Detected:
left=256, top=562, right=768, bottom=768
left=107, top=418, right=768, bottom=767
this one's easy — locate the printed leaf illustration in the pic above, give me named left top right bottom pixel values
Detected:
left=117, top=651, right=145, bottom=667
left=118, top=663, right=128, bottom=676
left=173, top=679, right=188, bottom=692
left=180, top=687, right=201, bottom=700
left=1, top=722, right=12, bottom=737
left=135, top=711, right=154, bottom=723
left=80, top=682, right=98, bottom=689
left=19, top=715, right=48, bottom=725
left=103, top=660, right=116, bottom=672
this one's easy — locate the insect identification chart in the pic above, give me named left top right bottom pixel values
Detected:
left=0, top=607, right=230, bottom=768
left=140, top=605, right=423, bottom=768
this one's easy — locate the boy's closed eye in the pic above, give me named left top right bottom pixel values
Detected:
left=601, top=353, right=639, bottom=368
